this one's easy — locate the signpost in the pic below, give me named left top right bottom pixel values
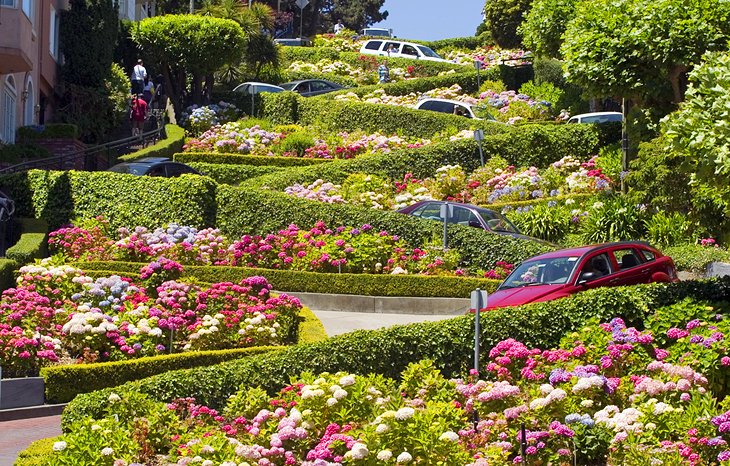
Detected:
left=295, top=0, right=309, bottom=38
left=473, top=129, right=485, bottom=167
left=470, top=288, right=488, bottom=375
left=440, top=203, right=453, bottom=250
left=474, top=59, right=483, bottom=90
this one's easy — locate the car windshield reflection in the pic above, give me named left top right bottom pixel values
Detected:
left=499, top=256, right=579, bottom=289
left=476, top=208, right=519, bottom=233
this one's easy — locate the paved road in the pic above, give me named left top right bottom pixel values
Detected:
left=0, top=309, right=459, bottom=465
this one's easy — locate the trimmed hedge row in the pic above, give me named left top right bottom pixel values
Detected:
left=4, top=218, right=48, bottom=265
left=0, top=258, right=17, bottom=291
left=16, top=123, right=80, bottom=141
left=320, top=71, right=493, bottom=99
left=215, top=185, right=549, bottom=269
left=13, top=438, right=56, bottom=466
left=173, top=152, right=331, bottom=167
left=118, top=124, right=185, bottom=162
left=0, top=170, right=218, bottom=230
left=77, top=261, right=501, bottom=298
left=186, top=162, right=284, bottom=185
left=62, top=277, right=730, bottom=429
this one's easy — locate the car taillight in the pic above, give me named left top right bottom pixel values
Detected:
left=667, top=265, right=677, bottom=280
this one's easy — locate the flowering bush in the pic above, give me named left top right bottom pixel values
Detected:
left=0, top=262, right=302, bottom=373
left=50, top=305, right=730, bottom=464
left=179, top=102, right=241, bottom=136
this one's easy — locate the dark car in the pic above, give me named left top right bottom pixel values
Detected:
left=279, top=79, right=344, bottom=97
left=107, top=157, right=200, bottom=177
left=485, top=242, right=679, bottom=310
left=397, top=200, right=540, bottom=241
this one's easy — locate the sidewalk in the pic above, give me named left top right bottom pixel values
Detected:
left=0, top=309, right=458, bottom=465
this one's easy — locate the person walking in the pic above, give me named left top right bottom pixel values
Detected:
left=378, top=60, right=390, bottom=84
left=131, top=59, right=147, bottom=95
left=130, top=94, right=148, bottom=137
left=333, top=19, right=345, bottom=34
left=153, top=75, right=167, bottom=110
left=142, top=76, right=155, bottom=105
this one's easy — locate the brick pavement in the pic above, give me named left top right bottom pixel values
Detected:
left=0, top=415, right=61, bottom=466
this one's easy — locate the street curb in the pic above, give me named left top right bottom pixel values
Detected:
left=282, top=291, right=469, bottom=315
left=0, top=403, right=66, bottom=422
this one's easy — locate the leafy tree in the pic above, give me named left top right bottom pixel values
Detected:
left=562, top=0, right=730, bottom=105
left=131, top=15, right=245, bottom=112
left=59, top=0, right=118, bottom=88
left=260, top=0, right=387, bottom=36
left=519, top=0, right=579, bottom=59
left=482, top=0, right=533, bottom=48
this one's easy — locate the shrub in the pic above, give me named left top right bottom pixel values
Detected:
left=321, top=71, right=491, bottom=99
left=277, top=130, right=315, bottom=156
left=0, top=258, right=18, bottom=292
left=664, top=244, right=730, bottom=273
left=510, top=203, right=571, bottom=243
left=16, top=124, right=80, bottom=141
left=644, top=211, right=693, bottom=247
left=579, top=196, right=647, bottom=243
left=173, top=152, right=330, bottom=167
left=61, top=277, right=730, bottom=428
left=0, top=143, right=50, bottom=164
left=13, top=437, right=56, bottom=466
left=77, top=260, right=500, bottom=298
left=117, top=124, right=185, bottom=162
left=186, top=162, right=284, bottom=185
left=4, top=218, right=48, bottom=265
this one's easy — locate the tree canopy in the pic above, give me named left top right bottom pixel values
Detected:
left=519, top=0, right=578, bottom=59
left=260, top=0, right=387, bottom=36
left=561, top=0, right=730, bottom=105
left=482, top=0, right=533, bottom=48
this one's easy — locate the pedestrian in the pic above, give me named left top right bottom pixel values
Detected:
left=334, top=19, right=345, bottom=34
left=142, top=76, right=155, bottom=105
left=130, top=93, right=148, bottom=137
left=378, top=60, right=390, bottom=84
left=153, top=74, right=167, bottom=111
left=131, top=59, right=147, bottom=95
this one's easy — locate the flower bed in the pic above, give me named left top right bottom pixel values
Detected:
left=179, top=102, right=242, bottom=135
left=0, top=260, right=301, bottom=377
left=49, top=297, right=730, bottom=465
left=183, top=121, right=430, bottom=159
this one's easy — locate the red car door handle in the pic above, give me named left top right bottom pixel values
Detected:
left=609, top=278, right=620, bottom=284
left=640, top=268, right=650, bottom=273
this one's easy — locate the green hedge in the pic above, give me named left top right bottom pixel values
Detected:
left=78, top=260, right=501, bottom=297
left=173, top=152, right=331, bottom=167
left=13, top=437, right=56, bottom=466
left=320, top=71, right=495, bottom=99
left=215, top=185, right=549, bottom=269
left=0, top=170, right=218, bottom=230
left=117, top=124, right=185, bottom=162
left=62, top=277, right=730, bottom=429
left=664, top=244, right=730, bottom=273
left=0, top=143, right=50, bottom=164
left=4, top=218, right=48, bottom=265
left=185, top=162, right=284, bottom=185
left=0, top=258, right=18, bottom=291
left=16, top=124, right=80, bottom=141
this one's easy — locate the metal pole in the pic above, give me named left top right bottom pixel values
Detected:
left=621, top=97, right=628, bottom=194
left=443, top=215, right=448, bottom=250
left=520, top=422, right=527, bottom=462
left=474, top=289, right=481, bottom=374
left=299, top=9, right=303, bottom=37
left=477, top=140, right=484, bottom=167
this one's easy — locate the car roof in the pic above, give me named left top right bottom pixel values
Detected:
left=134, top=157, right=172, bottom=164
left=417, top=98, right=473, bottom=107
left=410, top=199, right=499, bottom=212
left=526, top=241, right=656, bottom=261
left=281, top=79, right=336, bottom=85
left=571, top=112, right=622, bottom=118
left=236, top=82, right=284, bottom=88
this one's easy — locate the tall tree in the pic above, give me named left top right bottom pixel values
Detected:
left=131, top=15, right=245, bottom=112
left=562, top=0, right=730, bottom=105
left=482, top=0, right=533, bottom=48
left=519, top=0, right=579, bottom=59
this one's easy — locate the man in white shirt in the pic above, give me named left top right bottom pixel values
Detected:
left=333, top=19, right=345, bottom=34
left=131, top=59, right=147, bottom=95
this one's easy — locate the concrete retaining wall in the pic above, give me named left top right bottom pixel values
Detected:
left=282, top=291, right=470, bottom=315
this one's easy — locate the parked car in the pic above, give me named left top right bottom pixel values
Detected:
left=567, top=112, right=623, bottom=124
left=358, top=39, right=452, bottom=63
left=485, top=242, right=679, bottom=310
left=107, top=157, right=200, bottom=177
left=232, top=82, right=285, bottom=96
left=397, top=201, right=543, bottom=242
left=414, top=98, right=497, bottom=121
left=274, top=37, right=312, bottom=46
left=360, top=27, right=393, bottom=38
left=280, top=79, right=344, bottom=97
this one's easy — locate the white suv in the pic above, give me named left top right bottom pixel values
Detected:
left=359, top=39, right=452, bottom=63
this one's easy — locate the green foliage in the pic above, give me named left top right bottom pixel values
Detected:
left=4, top=218, right=48, bottom=265
left=644, top=211, right=693, bottom=247
left=0, top=258, right=18, bottom=292
left=0, top=143, right=50, bottom=164
left=663, top=244, right=730, bottom=273
left=481, top=0, right=533, bottom=48
left=0, top=170, right=218, bottom=231
left=533, top=57, right=588, bottom=114
left=562, top=0, right=730, bottom=105
left=279, top=49, right=467, bottom=75
left=426, top=36, right=491, bottom=53
left=510, top=203, right=571, bottom=243
left=520, top=0, right=579, bottom=58
left=62, top=277, right=730, bottom=428
left=278, top=130, right=315, bottom=156
left=186, top=162, right=283, bottom=185
left=59, top=0, right=118, bottom=88
left=260, top=90, right=300, bottom=124
left=519, top=81, right=563, bottom=111
left=16, top=124, right=80, bottom=141
left=118, top=125, right=186, bottom=162
left=215, top=185, right=549, bottom=269
left=78, top=260, right=501, bottom=298
left=594, top=144, right=623, bottom=184
left=579, top=196, right=647, bottom=243
left=13, top=437, right=56, bottom=466
left=173, top=151, right=330, bottom=167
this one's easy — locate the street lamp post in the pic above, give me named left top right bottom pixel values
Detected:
left=474, top=128, right=485, bottom=167
left=474, top=59, right=483, bottom=90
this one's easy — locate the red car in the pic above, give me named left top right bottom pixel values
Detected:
left=485, top=242, right=679, bottom=310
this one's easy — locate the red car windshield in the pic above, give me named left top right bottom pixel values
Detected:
left=500, top=256, right=580, bottom=289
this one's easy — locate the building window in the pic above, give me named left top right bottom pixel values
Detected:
left=23, top=79, right=34, bottom=126
left=0, top=0, right=15, bottom=8
left=2, top=76, right=17, bottom=144
left=49, top=6, right=60, bottom=60
left=22, top=0, right=34, bottom=24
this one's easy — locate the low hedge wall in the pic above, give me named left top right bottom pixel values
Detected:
left=186, top=162, right=284, bottom=185
left=321, top=71, right=493, bottom=99
left=0, top=170, right=218, bottom=230
left=4, top=218, right=48, bottom=265
left=215, top=185, right=549, bottom=269
left=0, top=258, right=18, bottom=291
left=117, top=124, right=185, bottom=162
left=16, top=123, right=80, bottom=141
left=173, top=152, right=331, bottom=167
left=13, top=437, right=56, bottom=466
left=77, top=261, right=501, bottom=297
left=62, top=277, right=730, bottom=429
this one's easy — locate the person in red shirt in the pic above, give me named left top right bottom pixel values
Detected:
left=130, top=93, right=149, bottom=137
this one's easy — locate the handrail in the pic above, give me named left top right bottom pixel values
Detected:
left=0, top=118, right=165, bottom=175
